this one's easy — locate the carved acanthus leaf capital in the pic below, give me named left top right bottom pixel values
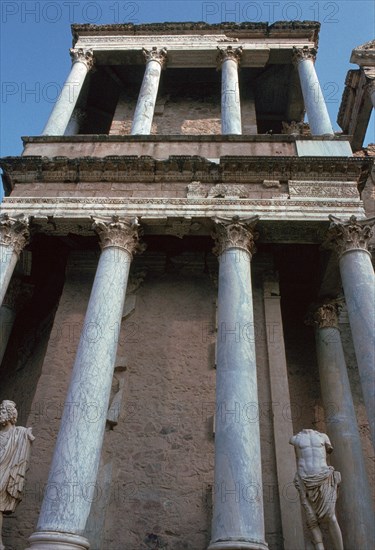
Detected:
left=0, top=215, right=30, bottom=257
left=305, top=301, right=341, bottom=329
left=212, top=215, right=259, bottom=258
left=324, top=215, right=375, bottom=258
left=292, top=46, right=317, bottom=66
left=142, top=47, right=168, bottom=68
left=281, top=121, right=311, bottom=136
left=69, top=48, right=95, bottom=70
left=92, top=216, right=145, bottom=258
left=216, top=45, right=243, bottom=68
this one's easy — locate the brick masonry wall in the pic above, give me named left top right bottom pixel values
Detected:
left=109, top=93, right=257, bottom=135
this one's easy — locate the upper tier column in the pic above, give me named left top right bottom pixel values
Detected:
left=27, top=217, right=144, bottom=550
left=292, top=46, right=334, bottom=136
left=217, top=46, right=243, bottom=135
left=365, top=74, right=375, bottom=108
left=42, top=48, right=94, bottom=136
left=0, top=215, right=29, bottom=307
left=208, top=216, right=268, bottom=550
left=325, top=215, right=375, bottom=443
left=131, top=47, right=167, bottom=135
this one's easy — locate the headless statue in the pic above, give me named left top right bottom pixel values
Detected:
left=0, top=400, right=34, bottom=550
left=290, top=429, right=343, bottom=550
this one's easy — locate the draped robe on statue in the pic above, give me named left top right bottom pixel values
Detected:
left=0, top=426, right=34, bottom=513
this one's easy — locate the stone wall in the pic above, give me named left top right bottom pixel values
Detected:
left=2, top=242, right=373, bottom=549
left=2, top=246, right=288, bottom=550
left=109, top=92, right=257, bottom=135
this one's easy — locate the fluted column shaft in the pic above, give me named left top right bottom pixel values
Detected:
left=217, top=47, right=242, bottom=135
left=308, top=302, right=375, bottom=548
left=208, top=217, right=268, bottom=550
left=0, top=215, right=29, bottom=307
left=28, top=217, right=143, bottom=550
left=325, top=215, right=375, bottom=442
left=131, top=47, right=167, bottom=135
left=42, top=49, right=94, bottom=136
left=293, top=47, right=334, bottom=136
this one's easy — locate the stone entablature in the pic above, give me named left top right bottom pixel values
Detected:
left=1, top=154, right=370, bottom=184
left=72, top=21, right=320, bottom=42
left=19, top=135, right=353, bottom=162
left=72, top=22, right=319, bottom=68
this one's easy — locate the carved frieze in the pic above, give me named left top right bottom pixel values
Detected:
left=324, top=215, right=375, bottom=257
left=212, top=216, right=259, bottom=257
left=0, top=215, right=30, bottom=257
left=1, top=155, right=371, bottom=189
left=92, top=216, right=145, bottom=257
left=69, top=48, right=95, bottom=70
left=288, top=181, right=359, bottom=198
left=77, top=35, right=238, bottom=46
left=164, top=220, right=198, bottom=239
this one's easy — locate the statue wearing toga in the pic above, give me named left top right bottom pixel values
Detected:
left=0, top=400, right=34, bottom=550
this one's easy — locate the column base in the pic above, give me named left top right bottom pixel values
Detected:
left=208, top=539, right=268, bottom=550
left=26, top=531, right=90, bottom=550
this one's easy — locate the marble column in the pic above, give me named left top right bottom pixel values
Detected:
left=0, top=215, right=29, bottom=307
left=325, top=215, right=375, bottom=443
left=307, top=301, right=375, bottom=549
left=64, top=108, right=87, bottom=136
left=208, top=216, right=268, bottom=550
left=217, top=46, right=243, bottom=135
left=131, top=47, right=167, bottom=135
left=292, top=47, right=334, bottom=136
left=27, top=217, right=144, bottom=550
left=0, top=278, right=33, bottom=365
left=42, top=49, right=94, bottom=136
left=365, top=76, right=375, bottom=108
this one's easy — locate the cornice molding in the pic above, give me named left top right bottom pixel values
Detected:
left=1, top=156, right=371, bottom=188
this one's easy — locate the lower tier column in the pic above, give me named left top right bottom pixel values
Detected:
left=208, top=217, right=268, bottom=550
left=27, top=217, right=143, bottom=550
left=308, top=301, right=375, bottom=548
left=325, top=215, right=375, bottom=443
left=0, top=215, right=29, bottom=307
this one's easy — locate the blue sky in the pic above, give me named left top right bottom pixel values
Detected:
left=0, top=0, right=374, bottom=157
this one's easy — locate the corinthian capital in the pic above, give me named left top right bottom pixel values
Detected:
left=305, top=301, right=341, bottom=329
left=0, top=215, right=30, bottom=257
left=69, top=48, right=95, bottom=70
left=142, top=47, right=168, bottom=68
left=324, top=215, right=375, bottom=258
left=212, top=215, right=259, bottom=258
left=92, top=216, right=145, bottom=258
left=216, top=45, right=243, bottom=68
left=292, top=46, right=317, bottom=66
